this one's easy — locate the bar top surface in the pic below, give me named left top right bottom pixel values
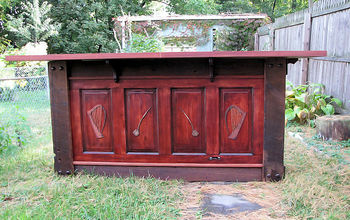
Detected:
left=6, top=51, right=327, bottom=61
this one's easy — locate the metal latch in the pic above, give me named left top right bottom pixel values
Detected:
left=209, top=156, right=221, bottom=161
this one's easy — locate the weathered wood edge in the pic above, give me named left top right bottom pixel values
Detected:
left=263, top=58, right=286, bottom=181
left=49, top=61, right=74, bottom=175
left=75, top=166, right=263, bottom=182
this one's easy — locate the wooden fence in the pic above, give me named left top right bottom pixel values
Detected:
left=255, top=0, right=350, bottom=109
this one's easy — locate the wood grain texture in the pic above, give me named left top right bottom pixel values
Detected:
left=125, top=89, right=159, bottom=153
left=75, top=165, right=263, bottom=181
left=172, top=88, right=205, bottom=153
left=81, top=90, right=113, bottom=152
left=6, top=51, right=326, bottom=61
left=49, top=61, right=74, bottom=175
left=220, top=89, right=251, bottom=154
left=263, top=59, right=286, bottom=181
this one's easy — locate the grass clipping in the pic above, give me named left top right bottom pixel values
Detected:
left=280, top=135, right=350, bottom=219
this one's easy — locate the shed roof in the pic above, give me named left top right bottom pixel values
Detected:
left=114, top=14, right=267, bottom=22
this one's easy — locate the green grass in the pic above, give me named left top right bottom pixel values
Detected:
left=280, top=126, right=350, bottom=219
left=1, top=98, right=350, bottom=219
left=0, top=103, right=182, bottom=220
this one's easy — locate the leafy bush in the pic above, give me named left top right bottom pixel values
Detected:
left=285, top=81, right=342, bottom=126
left=0, top=107, right=30, bottom=154
left=126, top=34, right=163, bottom=53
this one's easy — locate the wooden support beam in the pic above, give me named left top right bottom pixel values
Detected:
left=49, top=61, right=74, bottom=175
left=263, top=58, right=286, bottom=181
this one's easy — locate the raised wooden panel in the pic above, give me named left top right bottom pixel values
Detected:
left=220, top=88, right=252, bottom=154
left=125, top=89, right=159, bottom=153
left=81, top=90, right=112, bottom=152
left=172, top=88, right=205, bottom=154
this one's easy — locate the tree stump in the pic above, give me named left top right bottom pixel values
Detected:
left=316, top=115, right=350, bottom=141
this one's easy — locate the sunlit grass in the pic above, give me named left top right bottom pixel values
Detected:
left=0, top=103, right=182, bottom=219
left=280, top=128, right=350, bottom=219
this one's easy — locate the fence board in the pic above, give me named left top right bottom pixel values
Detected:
left=256, top=0, right=350, bottom=109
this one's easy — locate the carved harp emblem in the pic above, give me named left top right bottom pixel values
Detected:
left=225, top=105, right=246, bottom=140
left=87, top=105, right=107, bottom=139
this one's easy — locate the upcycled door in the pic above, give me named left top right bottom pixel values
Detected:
left=70, top=78, right=263, bottom=165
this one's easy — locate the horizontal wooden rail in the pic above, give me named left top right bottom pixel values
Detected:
left=73, top=161, right=264, bottom=168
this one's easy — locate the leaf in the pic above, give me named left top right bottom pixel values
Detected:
left=331, top=98, right=342, bottom=107
left=317, top=99, right=327, bottom=109
left=321, top=104, right=335, bottom=115
left=285, top=109, right=296, bottom=121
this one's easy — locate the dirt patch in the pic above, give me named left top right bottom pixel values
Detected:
left=179, top=181, right=292, bottom=219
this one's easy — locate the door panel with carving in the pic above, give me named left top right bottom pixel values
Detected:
left=220, top=88, right=252, bottom=154
left=81, top=89, right=113, bottom=152
left=125, top=89, right=159, bottom=153
left=172, top=88, right=205, bottom=154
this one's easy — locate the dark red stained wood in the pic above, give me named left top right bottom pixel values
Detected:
left=40, top=52, right=310, bottom=181
left=172, top=89, right=205, bottom=154
left=81, top=90, right=113, bottom=152
left=205, top=87, right=219, bottom=155
left=125, top=89, right=159, bottom=153
left=49, top=61, right=74, bottom=175
left=73, top=161, right=263, bottom=168
left=5, top=51, right=327, bottom=61
left=70, top=78, right=263, bottom=165
left=158, top=88, right=172, bottom=155
left=75, top=165, right=263, bottom=181
left=263, top=59, right=286, bottom=181
left=111, top=88, right=126, bottom=155
left=220, top=89, right=252, bottom=154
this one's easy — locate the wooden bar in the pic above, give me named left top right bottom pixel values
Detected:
left=6, top=51, right=325, bottom=181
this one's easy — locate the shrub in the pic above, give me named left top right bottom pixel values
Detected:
left=285, top=81, right=342, bottom=126
left=0, top=107, right=30, bottom=154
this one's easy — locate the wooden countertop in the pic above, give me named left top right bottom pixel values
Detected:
left=6, top=51, right=327, bottom=61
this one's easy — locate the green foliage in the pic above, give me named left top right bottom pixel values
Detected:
left=167, top=0, right=219, bottom=15
left=216, top=0, right=257, bottom=13
left=47, top=0, right=152, bottom=54
left=214, top=19, right=263, bottom=51
left=285, top=81, right=342, bottom=126
left=0, top=106, right=30, bottom=154
left=7, top=0, right=59, bottom=46
left=126, top=33, right=163, bottom=53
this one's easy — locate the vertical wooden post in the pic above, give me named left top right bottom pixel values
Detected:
left=301, top=12, right=312, bottom=84
left=269, top=25, right=275, bottom=51
left=254, top=32, right=259, bottom=51
left=263, top=58, right=286, bottom=181
left=48, top=61, right=74, bottom=175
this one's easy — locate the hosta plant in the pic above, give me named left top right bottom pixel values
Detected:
left=285, top=81, right=342, bottom=126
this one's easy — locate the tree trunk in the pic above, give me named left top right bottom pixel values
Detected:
left=316, top=115, right=350, bottom=141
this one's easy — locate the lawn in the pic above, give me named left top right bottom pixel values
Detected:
left=0, top=96, right=349, bottom=219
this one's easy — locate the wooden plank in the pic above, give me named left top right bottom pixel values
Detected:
left=301, top=12, right=312, bottom=84
left=263, top=58, right=286, bottom=181
left=75, top=166, right=263, bottom=181
left=49, top=61, right=74, bottom=175
left=73, top=161, right=263, bottom=168
left=5, top=51, right=327, bottom=62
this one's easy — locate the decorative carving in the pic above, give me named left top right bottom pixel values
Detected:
left=87, top=105, right=107, bottom=139
left=133, top=107, right=152, bottom=137
left=225, top=105, right=246, bottom=140
left=181, top=109, right=199, bottom=137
